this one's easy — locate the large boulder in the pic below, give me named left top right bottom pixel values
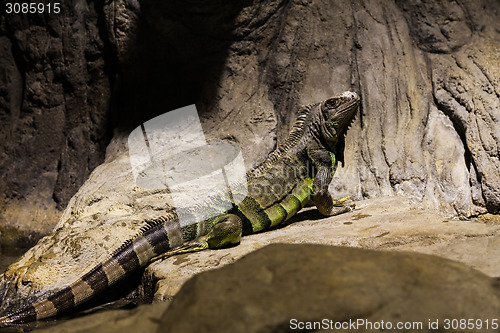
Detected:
left=35, top=243, right=500, bottom=333
left=1, top=0, right=499, bottom=243
left=0, top=0, right=499, bottom=327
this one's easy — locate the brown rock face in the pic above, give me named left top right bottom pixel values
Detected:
left=397, top=0, right=500, bottom=214
left=25, top=244, right=500, bottom=333
left=28, top=243, right=500, bottom=333
left=0, top=0, right=498, bottom=239
left=0, top=1, right=113, bottom=236
left=158, top=244, right=500, bottom=333
left=143, top=197, right=500, bottom=305
left=0, top=0, right=499, bottom=317
left=111, top=0, right=500, bottom=217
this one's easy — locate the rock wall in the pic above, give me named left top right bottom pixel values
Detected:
left=0, top=1, right=113, bottom=237
left=0, top=0, right=499, bottom=320
left=0, top=0, right=499, bottom=237
left=104, top=0, right=500, bottom=217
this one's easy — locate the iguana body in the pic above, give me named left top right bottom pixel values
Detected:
left=0, top=91, right=359, bottom=326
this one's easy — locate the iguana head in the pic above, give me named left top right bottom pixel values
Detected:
left=320, top=91, right=360, bottom=149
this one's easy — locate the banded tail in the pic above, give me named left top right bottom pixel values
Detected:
left=0, top=91, right=359, bottom=327
left=0, top=217, right=178, bottom=326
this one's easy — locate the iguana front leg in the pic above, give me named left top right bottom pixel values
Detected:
left=314, top=167, right=355, bottom=216
left=308, top=148, right=356, bottom=216
left=150, top=214, right=242, bottom=262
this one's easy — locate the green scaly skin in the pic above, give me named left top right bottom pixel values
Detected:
left=0, top=91, right=360, bottom=326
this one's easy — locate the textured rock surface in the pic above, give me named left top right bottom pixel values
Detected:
left=142, top=196, right=500, bottom=303
left=33, top=302, right=170, bottom=333
left=0, top=0, right=499, bottom=328
left=0, top=0, right=499, bottom=243
left=158, top=244, right=500, bottom=333
left=35, top=244, right=500, bottom=333
left=0, top=153, right=176, bottom=313
left=0, top=1, right=113, bottom=238
left=101, top=0, right=500, bottom=218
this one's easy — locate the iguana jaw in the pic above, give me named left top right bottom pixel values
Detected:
left=320, top=91, right=360, bottom=148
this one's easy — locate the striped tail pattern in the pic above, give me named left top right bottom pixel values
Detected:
left=0, top=215, right=186, bottom=325
left=0, top=91, right=359, bottom=327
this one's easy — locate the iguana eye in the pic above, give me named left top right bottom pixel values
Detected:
left=324, top=98, right=341, bottom=109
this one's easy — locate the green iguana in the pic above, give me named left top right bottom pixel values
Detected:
left=0, top=91, right=360, bottom=326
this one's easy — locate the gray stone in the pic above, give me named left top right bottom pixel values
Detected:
left=32, top=243, right=500, bottom=333
left=101, top=0, right=500, bottom=217
left=0, top=0, right=500, bottom=328
left=0, top=1, right=112, bottom=239
left=143, top=196, right=500, bottom=303
left=1, top=1, right=499, bottom=245
left=0, top=153, right=175, bottom=312
left=34, top=302, right=170, bottom=333
left=160, top=244, right=500, bottom=333
left=431, top=38, right=500, bottom=214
